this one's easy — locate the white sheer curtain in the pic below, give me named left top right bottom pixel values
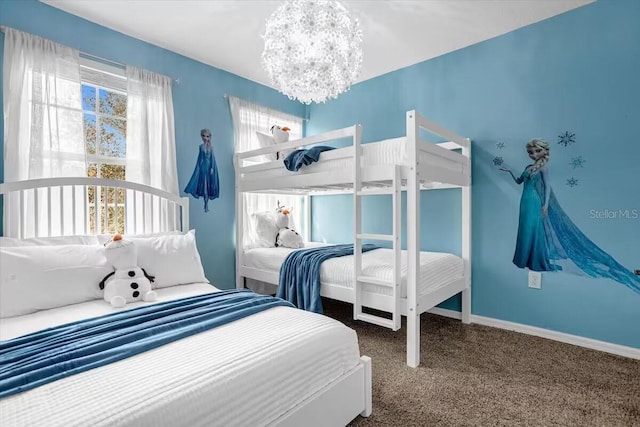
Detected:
left=125, top=66, right=178, bottom=233
left=228, top=96, right=304, bottom=249
left=2, top=27, right=86, bottom=237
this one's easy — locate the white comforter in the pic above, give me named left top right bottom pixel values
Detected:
left=244, top=245, right=463, bottom=297
left=0, top=284, right=361, bottom=427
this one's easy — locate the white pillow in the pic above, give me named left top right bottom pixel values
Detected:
left=256, top=130, right=296, bottom=161
left=0, top=235, right=100, bottom=247
left=256, top=131, right=277, bottom=162
left=0, top=244, right=111, bottom=318
left=96, top=230, right=182, bottom=246
left=125, top=230, right=208, bottom=288
left=249, top=210, right=280, bottom=249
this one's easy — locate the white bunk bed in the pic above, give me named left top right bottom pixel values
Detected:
left=235, top=110, right=472, bottom=368
left=0, top=177, right=371, bottom=427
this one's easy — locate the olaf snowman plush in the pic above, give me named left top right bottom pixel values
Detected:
left=274, top=204, right=304, bottom=249
left=99, top=234, right=157, bottom=308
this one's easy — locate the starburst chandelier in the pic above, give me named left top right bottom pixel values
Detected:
left=262, top=0, right=363, bottom=104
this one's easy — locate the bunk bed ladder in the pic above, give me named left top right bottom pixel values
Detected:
left=353, top=165, right=402, bottom=331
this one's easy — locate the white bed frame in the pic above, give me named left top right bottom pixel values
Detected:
left=0, top=177, right=371, bottom=426
left=0, top=177, right=190, bottom=237
left=234, top=110, right=472, bottom=368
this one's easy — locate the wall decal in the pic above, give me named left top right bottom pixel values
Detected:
left=496, top=141, right=505, bottom=149
left=557, top=131, right=576, bottom=147
left=569, top=156, right=586, bottom=169
left=566, top=177, right=579, bottom=187
left=500, top=138, right=639, bottom=294
left=184, top=128, right=220, bottom=213
left=493, top=156, right=504, bottom=166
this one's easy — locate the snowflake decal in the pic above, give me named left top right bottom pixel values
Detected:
left=569, top=156, right=586, bottom=169
left=566, top=177, right=579, bottom=187
left=558, top=131, right=576, bottom=147
left=493, top=156, right=504, bottom=166
left=496, top=142, right=505, bottom=149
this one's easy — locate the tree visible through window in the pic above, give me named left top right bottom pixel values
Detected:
left=81, top=63, right=128, bottom=234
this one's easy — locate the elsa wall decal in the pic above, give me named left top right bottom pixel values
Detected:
left=500, top=138, right=639, bottom=295
left=184, top=128, right=220, bottom=213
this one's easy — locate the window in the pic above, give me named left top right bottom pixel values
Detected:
left=229, top=96, right=307, bottom=247
left=237, top=105, right=304, bottom=141
left=80, top=59, right=128, bottom=234
left=3, top=28, right=178, bottom=239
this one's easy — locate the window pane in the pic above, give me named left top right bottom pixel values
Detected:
left=100, top=163, right=125, bottom=181
left=99, top=119, right=126, bottom=158
left=84, top=114, right=97, bottom=155
left=87, top=185, right=95, bottom=204
left=82, top=85, right=96, bottom=112
left=99, top=89, right=127, bottom=118
left=87, top=163, right=98, bottom=178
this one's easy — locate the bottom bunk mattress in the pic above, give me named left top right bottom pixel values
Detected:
left=0, top=283, right=362, bottom=427
left=243, top=244, right=464, bottom=298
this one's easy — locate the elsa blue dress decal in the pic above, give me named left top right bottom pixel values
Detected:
left=502, top=139, right=639, bottom=295
left=512, top=168, right=556, bottom=272
left=184, top=129, right=220, bottom=213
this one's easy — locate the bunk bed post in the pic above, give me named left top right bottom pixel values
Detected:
left=353, top=124, right=363, bottom=321
left=234, top=154, right=245, bottom=290
left=406, top=110, right=421, bottom=368
left=461, top=138, right=472, bottom=323
left=304, top=194, right=311, bottom=242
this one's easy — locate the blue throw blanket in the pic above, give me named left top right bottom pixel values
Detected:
left=284, top=146, right=335, bottom=171
left=0, top=289, right=292, bottom=399
left=277, top=244, right=379, bottom=313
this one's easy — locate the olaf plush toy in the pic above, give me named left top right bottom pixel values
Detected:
left=99, top=234, right=157, bottom=308
left=274, top=204, right=304, bottom=249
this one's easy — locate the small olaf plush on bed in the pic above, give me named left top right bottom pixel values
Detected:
left=271, top=125, right=292, bottom=160
left=99, top=234, right=158, bottom=307
left=275, top=203, right=304, bottom=249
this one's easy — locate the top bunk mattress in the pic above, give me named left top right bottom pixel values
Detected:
left=244, top=244, right=464, bottom=298
left=241, top=137, right=459, bottom=182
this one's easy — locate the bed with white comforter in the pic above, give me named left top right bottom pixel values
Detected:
left=0, top=283, right=362, bottom=427
left=0, top=180, right=371, bottom=427
left=244, top=244, right=463, bottom=298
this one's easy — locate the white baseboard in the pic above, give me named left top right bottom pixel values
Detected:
left=426, top=308, right=640, bottom=360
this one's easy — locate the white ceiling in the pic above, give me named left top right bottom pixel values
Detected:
left=42, top=0, right=594, bottom=88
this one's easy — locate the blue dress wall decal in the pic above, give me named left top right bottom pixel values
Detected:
left=184, top=129, right=220, bottom=213
left=502, top=139, right=639, bottom=294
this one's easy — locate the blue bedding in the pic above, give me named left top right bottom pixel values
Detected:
left=283, top=146, right=335, bottom=171
left=0, top=289, right=292, bottom=399
left=277, top=244, right=379, bottom=313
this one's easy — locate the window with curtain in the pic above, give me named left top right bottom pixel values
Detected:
left=80, top=59, right=129, bottom=234
left=228, top=97, right=305, bottom=249
left=2, top=27, right=178, bottom=238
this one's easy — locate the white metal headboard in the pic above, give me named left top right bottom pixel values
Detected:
left=0, top=177, right=189, bottom=238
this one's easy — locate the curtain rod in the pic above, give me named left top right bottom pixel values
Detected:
left=80, top=52, right=180, bottom=84
left=1, top=26, right=180, bottom=84
left=223, top=93, right=309, bottom=121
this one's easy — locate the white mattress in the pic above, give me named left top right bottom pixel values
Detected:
left=243, top=245, right=464, bottom=298
left=242, top=137, right=459, bottom=181
left=0, top=283, right=361, bottom=427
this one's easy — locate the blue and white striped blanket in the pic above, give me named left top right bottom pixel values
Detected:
left=0, top=289, right=292, bottom=398
left=277, top=244, right=379, bottom=313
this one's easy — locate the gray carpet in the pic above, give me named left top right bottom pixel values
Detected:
left=320, top=298, right=640, bottom=427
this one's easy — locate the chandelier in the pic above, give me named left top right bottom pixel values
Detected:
left=262, top=0, right=363, bottom=104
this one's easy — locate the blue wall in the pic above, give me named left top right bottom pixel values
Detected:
left=308, top=0, right=639, bottom=348
left=0, top=0, right=306, bottom=289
